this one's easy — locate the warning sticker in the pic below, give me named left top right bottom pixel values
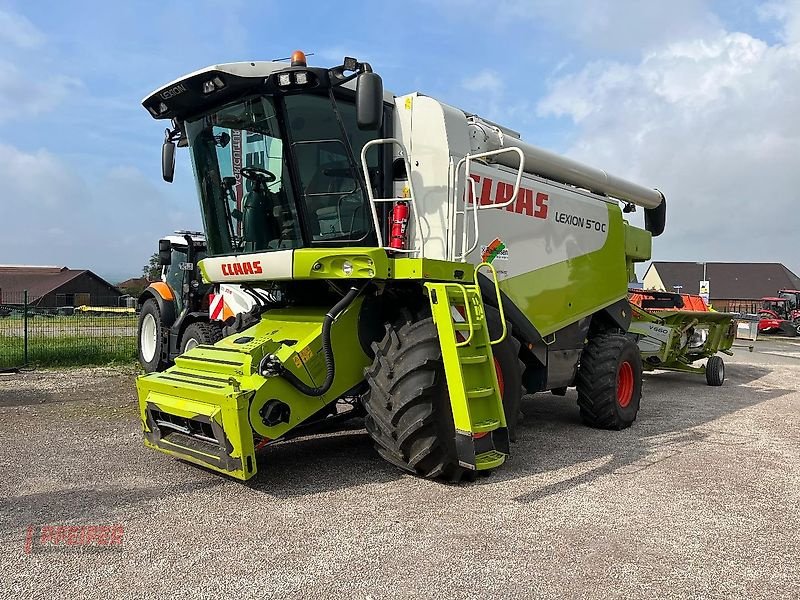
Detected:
left=293, top=346, right=315, bottom=369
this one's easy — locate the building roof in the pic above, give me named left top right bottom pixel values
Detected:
left=0, top=266, right=120, bottom=302
left=647, top=262, right=800, bottom=300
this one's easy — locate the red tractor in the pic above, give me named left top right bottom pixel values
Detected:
left=757, top=296, right=800, bottom=336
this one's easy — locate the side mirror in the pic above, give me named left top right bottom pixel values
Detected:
left=356, top=72, right=383, bottom=130
left=158, top=239, right=172, bottom=266
left=162, top=140, right=176, bottom=183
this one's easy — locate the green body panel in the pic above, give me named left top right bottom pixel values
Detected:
left=426, top=281, right=507, bottom=471
left=391, top=258, right=474, bottom=282
left=629, top=303, right=737, bottom=375
left=624, top=223, right=652, bottom=262
left=136, top=298, right=370, bottom=480
left=499, top=204, right=633, bottom=337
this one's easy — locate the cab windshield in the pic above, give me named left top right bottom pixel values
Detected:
left=185, top=93, right=379, bottom=256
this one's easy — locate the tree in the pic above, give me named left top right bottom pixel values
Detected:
left=143, top=253, right=161, bottom=281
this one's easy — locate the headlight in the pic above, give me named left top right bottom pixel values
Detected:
left=342, top=261, right=354, bottom=276
left=294, top=71, right=309, bottom=85
left=277, top=73, right=292, bottom=87
left=688, top=329, right=708, bottom=348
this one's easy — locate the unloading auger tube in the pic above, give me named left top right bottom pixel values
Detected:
left=259, top=284, right=363, bottom=397
left=468, top=118, right=664, bottom=210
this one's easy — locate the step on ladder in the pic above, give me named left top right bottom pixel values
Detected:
left=425, top=263, right=510, bottom=471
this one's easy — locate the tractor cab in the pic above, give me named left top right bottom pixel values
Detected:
left=145, top=52, right=391, bottom=264
left=760, top=296, right=790, bottom=320
left=778, top=290, right=800, bottom=316
left=157, top=231, right=208, bottom=314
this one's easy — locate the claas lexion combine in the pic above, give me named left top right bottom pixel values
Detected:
left=137, top=51, right=667, bottom=481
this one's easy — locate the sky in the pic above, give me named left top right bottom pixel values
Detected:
left=1, top=0, right=799, bottom=283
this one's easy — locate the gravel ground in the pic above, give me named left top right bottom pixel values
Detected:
left=0, top=340, right=798, bottom=599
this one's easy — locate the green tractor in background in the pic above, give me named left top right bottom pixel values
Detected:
left=135, top=51, right=666, bottom=482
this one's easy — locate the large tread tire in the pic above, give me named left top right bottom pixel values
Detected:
left=705, top=355, right=725, bottom=386
left=576, top=333, right=643, bottom=430
left=137, top=299, right=166, bottom=373
left=484, top=307, right=523, bottom=442
left=362, top=311, right=469, bottom=482
left=180, top=321, right=224, bottom=354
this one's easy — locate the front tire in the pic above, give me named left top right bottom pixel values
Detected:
left=138, top=299, right=166, bottom=373
left=576, top=333, right=643, bottom=430
left=705, top=355, right=725, bottom=386
left=363, top=311, right=469, bottom=481
left=180, top=321, right=223, bottom=354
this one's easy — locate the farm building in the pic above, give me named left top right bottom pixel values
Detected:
left=643, top=262, right=800, bottom=311
left=0, top=265, right=122, bottom=307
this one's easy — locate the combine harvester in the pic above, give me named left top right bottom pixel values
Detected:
left=136, top=51, right=666, bottom=481
left=628, top=290, right=736, bottom=386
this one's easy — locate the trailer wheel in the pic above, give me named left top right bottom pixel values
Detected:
left=576, top=333, right=643, bottom=430
left=138, top=299, right=166, bottom=373
left=180, top=321, right=224, bottom=354
left=363, top=312, right=469, bottom=481
left=485, top=307, right=523, bottom=441
left=705, top=355, right=725, bottom=386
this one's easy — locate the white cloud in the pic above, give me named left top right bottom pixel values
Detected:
left=0, top=144, right=193, bottom=280
left=759, top=0, right=800, bottom=43
left=462, top=70, right=502, bottom=93
left=0, top=61, right=81, bottom=121
left=537, top=20, right=800, bottom=273
left=0, top=8, right=45, bottom=49
left=435, top=0, right=720, bottom=54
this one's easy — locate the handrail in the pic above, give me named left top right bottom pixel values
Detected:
left=475, top=262, right=507, bottom=345
left=360, top=138, right=423, bottom=257
left=454, top=147, right=525, bottom=261
left=440, top=283, right=476, bottom=347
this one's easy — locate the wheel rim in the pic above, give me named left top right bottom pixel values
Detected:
left=183, top=337, right=199, bottom=352
left=718, top=360, right=724, bottom=381
left=617, top=361, right=634, bottom=408
left=140, top=314, right=157, bottom=362
left=493, top=357, right=505, bottom=397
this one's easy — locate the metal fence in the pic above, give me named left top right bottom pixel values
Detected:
left=0, top=291, right=137, bottom=369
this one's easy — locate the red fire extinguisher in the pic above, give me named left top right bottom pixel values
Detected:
left=389, top=201, right=409, bottom=250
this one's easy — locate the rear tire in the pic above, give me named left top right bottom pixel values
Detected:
left=138, top=299, right=166, bottom=373
left=485, top=307, right=523, bottom=441
left=180, top=321, right=224, bottom=354
left=576, top=333, right=643, bottom=430
left=705, top=355, right=725, bottom=386
left=363, top=311, right=469, bottom=481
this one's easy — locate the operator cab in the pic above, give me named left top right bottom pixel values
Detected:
left=144, top=52, right=392, bottom=259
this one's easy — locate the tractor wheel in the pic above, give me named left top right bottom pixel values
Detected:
left=180, top=321, right=224, bottom=354
left=795, top=322, right=800, bottom=336
left=363, top=311, right=469, bottom=481
left=576, top=333, right=643, bottom=430
left=138, top=299, right=166, bottom=373
left=705, top=355, right=725, bottom=386
left=485, top=307, right=523, bottom=441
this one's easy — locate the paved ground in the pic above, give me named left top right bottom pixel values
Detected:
left=0, top=339, right=798, bottom=599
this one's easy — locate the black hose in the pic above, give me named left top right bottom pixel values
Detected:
left=279, top=285, right=362, bottom=397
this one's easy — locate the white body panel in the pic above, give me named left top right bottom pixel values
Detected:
left=201, top=250, right=293, bottom=283
left=393, top=95, right=616, bottom=271
left=463, top=163, right=611, bottom=280
left=216, top=283, right=257, bottom=317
